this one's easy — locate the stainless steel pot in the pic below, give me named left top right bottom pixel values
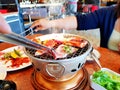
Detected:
left=24, top=33, right=92, bottom=81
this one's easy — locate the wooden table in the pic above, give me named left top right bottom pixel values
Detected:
left=0, top=35, right=120, bottom=90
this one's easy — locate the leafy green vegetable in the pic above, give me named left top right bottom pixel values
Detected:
left=92, top=70, right=120, bottom=90
left=63, top=45, right=72, bottom=53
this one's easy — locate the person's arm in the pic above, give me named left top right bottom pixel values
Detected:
left=116, top=19, right=120, bottom=54
left=30, top=16, right=78, bottom=31
left=0, top=13, right=12, bottom=34
left=118, top=43, right=120, bottom=53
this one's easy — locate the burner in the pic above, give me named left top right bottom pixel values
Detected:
left=31, top=67, right=92, bottom=90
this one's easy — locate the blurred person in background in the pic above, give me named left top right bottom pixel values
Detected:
left=31, top=0, right=120, bottom=53
left=0, top=13, right=12, bottom=34
left=82, top=0, right=99, bottom=13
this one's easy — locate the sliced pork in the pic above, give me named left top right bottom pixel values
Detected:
left=64, top=37, right=88, bottom=48
left=54, top=44, right=78, bottom=59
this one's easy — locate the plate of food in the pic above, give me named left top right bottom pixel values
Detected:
left=0, top=46, right=32, bottom=71
left=91, top=68, right=120, bottom=90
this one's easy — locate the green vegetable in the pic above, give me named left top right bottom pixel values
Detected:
left=63, top=45, right=72, bottom=53
left=92, top=70, right=120, bottom=90
left=4, top=53, right=11, bottom=59
left=4, top=49, right=21, bottom=59
left=14, top=49, right=21, bottom=57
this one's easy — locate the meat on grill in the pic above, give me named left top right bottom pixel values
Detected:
left=33, top=37, right=88, bottom=59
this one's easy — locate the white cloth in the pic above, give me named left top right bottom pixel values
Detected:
left=108, top=30, right=120, bottom=51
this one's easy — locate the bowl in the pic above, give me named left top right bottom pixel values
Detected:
left=91, top=68, right=120, bottom=90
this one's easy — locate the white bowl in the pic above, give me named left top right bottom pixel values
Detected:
left=91, top=82, right=106, bottom=90
left=91, top=68, right=120, bottom=90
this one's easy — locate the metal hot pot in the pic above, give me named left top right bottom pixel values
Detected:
left=24, top=33, right=92, bottom=89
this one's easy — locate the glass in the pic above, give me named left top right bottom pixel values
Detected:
left=42, top=0, right=69, bottom=34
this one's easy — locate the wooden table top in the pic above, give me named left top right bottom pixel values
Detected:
left=0, top=34, right=120, bottom=90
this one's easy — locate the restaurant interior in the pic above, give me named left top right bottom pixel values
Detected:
left=0, top=0, right=117, bottom=45
left=0, top=0, right=117, bottom=34
left=0, top=0, right=119, bottom=90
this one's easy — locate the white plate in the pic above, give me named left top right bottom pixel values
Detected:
left=86, top=49, right=100, bottom=61
left=0, top=46, right=32, bottom=71
left=0, top=64, right=7, bottom=80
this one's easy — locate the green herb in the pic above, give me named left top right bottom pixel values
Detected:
left=4, top=53, right=11, bottom=59
left=63, top=45, right=72, bottom=53
left=92, top=70, right=120, bottom=90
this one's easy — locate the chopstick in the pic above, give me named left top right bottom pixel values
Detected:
left=90, top=52, right=102, bottom=68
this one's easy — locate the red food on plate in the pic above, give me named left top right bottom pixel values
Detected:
left=0, top=46, right=31, bottom=71
left=0, top=51, right=4, bottom=56
left=9, top=57, right=30, bottom=68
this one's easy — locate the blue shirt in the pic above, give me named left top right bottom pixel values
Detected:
left=76, top=5, right=117, bottom=48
